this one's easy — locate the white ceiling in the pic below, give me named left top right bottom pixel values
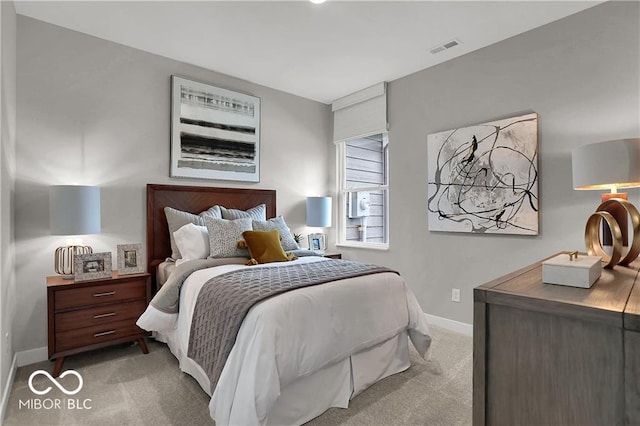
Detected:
left=14, top=0, right=602, bottom=104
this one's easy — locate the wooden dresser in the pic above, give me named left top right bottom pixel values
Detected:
left=47, top=271, right=151, bottom=376
left=474, top=254, right=640, bottom=426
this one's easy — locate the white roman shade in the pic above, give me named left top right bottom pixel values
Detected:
left=332, top=82, right=387, bottom=142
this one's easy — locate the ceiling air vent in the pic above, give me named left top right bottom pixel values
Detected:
left=429, top=38, right=462, bottom=55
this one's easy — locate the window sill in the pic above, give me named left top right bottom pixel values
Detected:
left=336, top=242, right=389, bottom=251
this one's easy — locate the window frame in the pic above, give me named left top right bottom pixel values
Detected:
left=335, top=132, right=389, bottom=250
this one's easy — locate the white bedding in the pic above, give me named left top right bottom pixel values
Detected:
left=137, top=256, right=432, bottom=425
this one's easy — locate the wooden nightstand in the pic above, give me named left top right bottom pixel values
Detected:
left=47, top=271, right=151, bottom=376
left=323, top=253, right=342, bottom=259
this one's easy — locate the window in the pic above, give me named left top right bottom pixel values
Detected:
left=336, top=132, right=389, bottom=249
left=332, top=82, right=388, bottom=249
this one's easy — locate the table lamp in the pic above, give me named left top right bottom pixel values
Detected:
left=50, top=185, right=101, bottom=278
left=572, top=138, right=640, bottom=267
left=306, top=196, right=332, bottom=252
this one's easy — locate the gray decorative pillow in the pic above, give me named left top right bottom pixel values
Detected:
left=204, top=216, right=252, bottom=259
left=288, top=249, right=323, bottom=257
left=253, top=216, right=300, bottom=251
left=165, top=206, right=222, bottom=259
left=220, top=204, right=266, bottom=221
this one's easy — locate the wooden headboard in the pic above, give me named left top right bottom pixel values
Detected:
left=146, top=184, right=276, bottom=286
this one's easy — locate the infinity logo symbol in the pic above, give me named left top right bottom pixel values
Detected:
left=28, top=370, right=83, bottom=396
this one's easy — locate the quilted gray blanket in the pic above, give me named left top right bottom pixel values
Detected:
left=187, top=259, right=397, bottom=393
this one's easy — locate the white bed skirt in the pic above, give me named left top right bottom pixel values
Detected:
left=156, top=329, right=411, bottom=425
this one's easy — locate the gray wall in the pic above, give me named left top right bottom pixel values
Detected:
left=9, top=1, right=640, bottom=356
left=1, top=0, right=17, bottom=403
left=14, top=16, right=331, bottom=353
left=335, top=1, right=640, bottom=324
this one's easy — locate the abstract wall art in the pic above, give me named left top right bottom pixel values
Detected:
left=171, top=76, right=260, bottom=182
left=427, top=113, right=538, bottom=235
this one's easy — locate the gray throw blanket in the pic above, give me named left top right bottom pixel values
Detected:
left=187, top=259, right=398, bottom=393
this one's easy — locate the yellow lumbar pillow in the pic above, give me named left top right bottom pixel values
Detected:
left=241, top=230, right=288, bottom=264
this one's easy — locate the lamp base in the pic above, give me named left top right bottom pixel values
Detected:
left=585, top=198, right=640, bottom=268
left=55, top=245, right=93, bottom=278
left=601, top=193, right=628, bottom=246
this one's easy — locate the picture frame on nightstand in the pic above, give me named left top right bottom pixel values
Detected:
left=117, top=243, right=145, bottom=275
left=308, top=233, right=326, bottom=252
left=74, top=252, right=112, bottom=281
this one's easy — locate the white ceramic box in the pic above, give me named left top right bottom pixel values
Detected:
left=542, top=253, right=602, bottom=288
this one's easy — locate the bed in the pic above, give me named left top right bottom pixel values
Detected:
left=137, top=183, right=432, bottom=425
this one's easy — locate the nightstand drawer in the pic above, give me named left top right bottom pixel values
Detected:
left=54, top=280, right=146, bottom=310
left=55, top=299, right=146, bottom=332
left=55, top=318, right=144, bottom=352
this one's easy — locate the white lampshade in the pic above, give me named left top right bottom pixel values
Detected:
left=50, top=185, right=101, bottom=235
left=306, top=196, right=332, bottom=227
left=572, top=138, right=640, bottom=191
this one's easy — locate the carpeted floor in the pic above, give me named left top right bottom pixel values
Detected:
left=3, top=325, right=472, bottom=425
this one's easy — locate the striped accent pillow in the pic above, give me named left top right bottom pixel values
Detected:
left=220, top=204, right=266, bottom=221
left=165, top=206, right=222, bottom=259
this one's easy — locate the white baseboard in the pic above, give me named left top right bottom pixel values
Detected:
left=16, top=346, right=47, bottom=367
left=1, top=346, right=50, bottom=422
left=425, top=313, right=473, bottom=336
left=1, top=353, right=17, bottom=424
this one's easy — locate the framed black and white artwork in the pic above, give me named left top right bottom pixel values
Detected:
left=427, top=112, right=538, bottom=235
left=171, top=76, right=260, bottom=182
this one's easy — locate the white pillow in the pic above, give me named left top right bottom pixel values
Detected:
left=165, top=205, right=221, bottom=259
left=173, top=223, right=210, bottom=266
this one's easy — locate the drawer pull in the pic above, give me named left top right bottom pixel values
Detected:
left=93, top=312, right=116, bottom=319
left=93, top=291, right=116, bottom=297
left=94, top=330, right=116, bottom=337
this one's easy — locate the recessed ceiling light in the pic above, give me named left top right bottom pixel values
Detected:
left=310, top=0, right=326, bottom=4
